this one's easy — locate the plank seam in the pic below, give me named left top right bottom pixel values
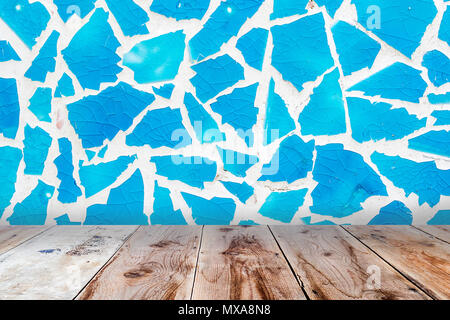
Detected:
left=72, top=225, right=141, bottom=300
left=190, top=225, right=204, bottom=300
left=411, top=226, right=450, bottom=244
left=340, top=226, right=437, bottom=300
left=0, top=226, right=55, bottom=258
left=267, top=225, right=310, bottom=300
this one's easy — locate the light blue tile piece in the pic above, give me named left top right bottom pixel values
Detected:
left=352, top=0, right=437, bottom=58
left=97, top=145, right=107, bottom=158
left=368, top=201, right=412, bottom=225
left=153, top=83, right=175, bottom=99
left=190, top=54, right=244, bottom=103
left=0, top=40, right=20, bottom=61
left=259, top=188, right=307, bottom=223
left=181, top=192, right=236, bottom=225
left=311, top=144, right=387, bottom=218
left=347, top=97, right=426, bottom=143
left=332, top=21, right=381, bottom=76
left=271, top=13, right=334, bottom=92
left=150, top=181, right=187, bottom=225
left=271, top=0, right=308, bottom=20
left=189, top=0, right=264, bottom=61
left=0, top=146, right=22, bottom=219
left=8, top=180, right=54, bottom=225
left=264, top=79, right=296, bottom=145
left=123, top=30, right=185, bottom=84
left=23, top=125, right=52, bottom=175
left=301, top=217, right=336, bottom=225
left=79, top=155, right=136, bottom=198
left=431, top=110, right=450, bottom=125
left=126, top=107, right=192, bottom=149
left=105, top=0, right=149, bottom=37
left=150, top=0, right=210, bottom=21
left=238, top=219, right=258, bottom=225
left=236, top=28, right=268, bottom=71
left=184, top=93, right=224, bottom=144
left=0, top=0, right=50, bottom=49
left=315, top=0, right=342, bottom=18
left=428, top=210, right=450, bottom=225
left=85, top=150, right=95, bottom=161
left=54, top=138, right=82, bottom=204
left=299, top=68, right=346, bottom=136
left=348, top=63, right=427, bottom=103
left=371, top=152, right=450, bottom=207
left=84, top=169, right=148, bottom=225
left=151, top=155, right=217, bottom=189
left=428, top=93, right=450, bottom=105
left=54, top=0, right=96, bottom=22
left=408, top=130, right=450, bottom=158
left=68, top=82, right=155, bottom=148
left=439, top=7, right=450, bottom=46
left=62, top=8, right=122, bottom=90
left=217, top=146, right=258, bottom=178
left=25, top=31, right=60, bottom=82
left=422, top=50, right=450, bottom=87
left=54, top=73, right=75, bottom=98
left=259, top=135, right=315, bottom=183
left=0, top=78, right=20, bottom=139
left=220, top=181, right=254, bottom=204
left=54, top=213, right=81, bottom=225
left=28, top=87, right=52, bottom=122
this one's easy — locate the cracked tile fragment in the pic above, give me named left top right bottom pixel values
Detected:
left=190, top=54, right=244, bottom=103
left=259, top=135, right=314, bottom=183
left=408, top=130, right=450, bottom=158
left=123, top=31, right=185, bottom=84
left=28, top=87, right=51, bottom=122
left=371, top=152, right=450, bottom=207
left=25, top=31, right=59, bottom=82
left=0, top=146, right=22, bottom=219
left=236, top=28, right=268, bottom=71
left=422, top=50, right=450, bottom=87
left=368, top=201, right=412, bottom=225
left=271, top=13, right=334, bottom=92
left=0, top=0, right=50, bottom=49
left=104, top=0, right=149, bottom=37
left=428, top=93, right=450, bottom=105
left=54, top=73, right=75, bottom=98
left=431, top=110, right=450, bottom=125
left=347, top=97, right=426, bottom=143
left=217, top=146, right=258, bottom=178
left=210, top=83, right=258, bottom=146
left=314, top=0, right=342, bottom=18
left=23, top=125, right=52, bottom=175
left=332, top=21, right=381, bottom=76
left=151, top=155, right=217, bottom=189
left=189, top=0, right=264, bottom=61
left=181, top=192, right=235, bottom=225
left=439, top=7, right=450, bottom=46
left=84, top=169, right=148, bottom=225
left=126, top=107, right=192, bottom=149
left=299, top=68, right=346, bottom=136
left=271, top=0, right=308, bottom=19
left=259, top=188, right=307, bottom=223
left=54, top=213, right=81, bottom=225
left=54, top=138, right=82, bottom=204
left=311, top=144, right=387, bottom=218
left=0, top=41, right=20, bottom=61
left=62, top=8, right=122, bottom=90
left=150, top=0, right=210, bottom=21
left=428, top=210, right=450, bottom=225
left=220, top=181, right=254, bottom=204
left=79, top=155, right=136, bottom=198
left=54, top=0, right=96, bottom=22
left=8, top=180, right=54, bottom=225
left=68, top=82, right=155, bottom=148
left=264, top=78, right=296, bottom=145
left=239, top=220, right=258, bottom=225
left=150, top=181, right=187, bottom=225
left=0, top=78, right=20, bottom=139
left=348, top=63, right=427, bottom=103
left=301, top=217, right=335, bottom=225
left=352, top=0, right=437, bottom=58
left=153, top=83, right=175, bottom=99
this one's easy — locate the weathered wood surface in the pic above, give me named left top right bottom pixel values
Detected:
left=415, top=226, right=450, bottom=243
left=270, top=225, right=430, bottom=300
left=0, top=226, right=51, bottom=256
left=344, top=226, right=450, bottom=300
left=0, top=226, right=136, bottom=300
left=78, top=226, right=202, bottom=300
left=191, top=226, right=306, bottom=300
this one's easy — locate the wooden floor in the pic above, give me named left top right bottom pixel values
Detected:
left=0, top=225, right=448, bottom=300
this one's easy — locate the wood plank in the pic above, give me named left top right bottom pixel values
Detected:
left=0, top=226, right=136, bottom=300
left=270, top=225, right=429, bottom=300
left=191, top=226, right=306, bottom=300
left=77, top=226, right=202, bottom=300
left=344, top=226, right=450, bottom=300
left=0, top=226, right=51, bottom=256
left=415, top=226, right=450, bottom=243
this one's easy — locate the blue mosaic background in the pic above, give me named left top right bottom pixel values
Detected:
left=0, top=0, right=449, bottom=225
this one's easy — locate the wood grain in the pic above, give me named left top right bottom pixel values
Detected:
left=77, top=226, right=202, bottom=300
left=191, top=226, right=306, bottom=300
left=0, top=226, right=136, bottom=299
left=270, top=225, right=429, bottom=300
left=344, top=226, right=450, bottom=300
left=0, top=226, right=51, bottom=256
left=415, top=226, right=450, bottom=243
